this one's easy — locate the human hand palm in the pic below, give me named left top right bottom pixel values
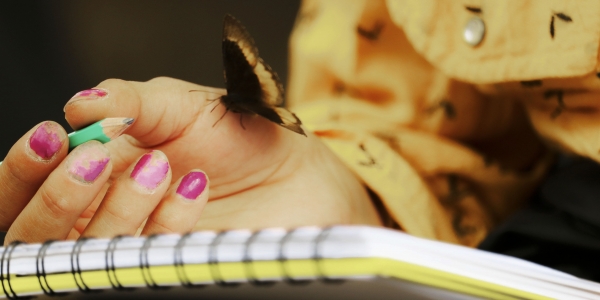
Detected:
left=66, top=77, right=380, bottom=231
left=2, top=77, right=380, bottom=244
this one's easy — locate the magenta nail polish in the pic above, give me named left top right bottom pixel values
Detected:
left=130, top=152, right=170, bottom=190
left=66, top=143, right=110, bottom=183
left=64, top=88, right=108, bottom=111
left=29, top=122, right=64, bottom=160
left=71, top=88, right=108, bottom=99
left=176, top=171, right=207, bottom=200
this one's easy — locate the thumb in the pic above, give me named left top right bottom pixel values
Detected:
left=63, top=77, right=224, bottom=147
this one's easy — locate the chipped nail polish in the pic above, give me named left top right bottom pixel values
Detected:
left=29, top=122, right=65, bottom=160
left=130, top=151, right=169, bottom=190
left=176, top=171, right=208, bottom=200
left=66, top=142, right=110, bottom=183
left=64, top=88, right=108, bottom=111
left=70, top=88, right=108, bottom=100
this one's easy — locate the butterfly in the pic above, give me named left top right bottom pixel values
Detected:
left=219, top=14, right=306, bottom=136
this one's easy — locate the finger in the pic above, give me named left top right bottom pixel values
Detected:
left=82, top=150, right=172, bottom=238
left=72, top=182, right=110, bottom=235
left=63, top=77, right=224, bottom=146
left=4, top=141, right=112, bottom=244
left=142, top=170, right=209, bottom=235
left=0, top=121, right=69, bottom=230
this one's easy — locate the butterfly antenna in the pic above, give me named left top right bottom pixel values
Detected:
left=213, top=108, right=229, bottom=128
left=188, top=90, right=224, bottom=103
left=189, top=88, right=224, bottom=95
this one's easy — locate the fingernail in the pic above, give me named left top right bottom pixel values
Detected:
left=131, top=151, right=170, bottom=190
left=28, top=122, right=66, bottom=160
left=64, top=88, right=108, bottom=111
left=66, top=141, right=110, bottom=183
left=176, top=171, right=208, bottom=200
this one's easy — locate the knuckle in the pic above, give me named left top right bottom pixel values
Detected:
left=103, top=203, right=138, bottom=227
left=95, top=78, right=138, bottom=99
left=146, top=215, right=179, bottom=234
left=146, top=76, right=175, bottom=85
left=97, top=78, right=129, bottom=89
left=38, top=185, right=76, bottom=218
left=2, top=159, right=34, bottom=191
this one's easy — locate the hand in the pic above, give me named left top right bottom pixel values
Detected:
left=0, top=123, right=210, bottom=244
left=1, top=77, right=381, bottom=244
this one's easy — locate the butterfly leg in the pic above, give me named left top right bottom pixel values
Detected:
left=239, top=114, right=246, bottom=130
left=212, top=107, right=229, bottom=128
left=189, top=90, right=223, bottom=105
left=206, top=96, right=221, bottom=103
left=210, top=101, right=221, bottom=113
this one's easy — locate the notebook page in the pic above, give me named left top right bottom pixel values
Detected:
left=0, top=226, right=598, bottom=299
left=359, top=226, right=600, bottom=293
left=350, top=227, right=600, bottom=299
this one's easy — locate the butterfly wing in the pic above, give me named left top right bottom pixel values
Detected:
left=249, top=104, right=305, bottom=136
left=223, top=14, right=284, bottom=106
left=222, top=15, right=305, bottom=135
left=222, top=38, right=263, bottom=111
left=223, top=14, right=259, bottom=69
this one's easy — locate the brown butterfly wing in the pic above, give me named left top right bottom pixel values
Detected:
left=271, top=107, right=305, bottom=135
left=223, top=14, right=259, bottom=67
left=223, top=14, right=283, bottom=106
left=254, top=58, right=284, bottom=106
left=222, top=14, right=304, bottom=135
left=221, top=39, right=262, bottom=112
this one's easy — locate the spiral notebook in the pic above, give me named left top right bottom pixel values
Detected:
left=0, top=226, right=599, bottom=300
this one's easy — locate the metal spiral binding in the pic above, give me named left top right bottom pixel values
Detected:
left=208, top=231, right=240, bottom=287
left=243, top=229, right=276, bottom=286
left=0, top=226, right=345, bottom=298
left=276, top=226, right=345, bottom=285
left=105, top=235, right=133, bottom=291
left=36, top=240, right=67, bottom=296
left=70, top=237, right=98, bottom=293
left=278, top=228, right=311, bottom=285
left=313, top=227, right=344, bottom=284
left=174, top=232, right=205, bottom=288
left=140, top=234, right=169, bottom=290
left=0, top=241, right=30, bottom=299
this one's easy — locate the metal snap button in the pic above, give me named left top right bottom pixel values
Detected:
left=463, top=17, right=485, bottom=46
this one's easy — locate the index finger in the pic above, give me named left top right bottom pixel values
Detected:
left=0, top=121, right=69, bottom=230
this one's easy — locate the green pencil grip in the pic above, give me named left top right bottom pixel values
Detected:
left=67, top=121, right=110, bottom=149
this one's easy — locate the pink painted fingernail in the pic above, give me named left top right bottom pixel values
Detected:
left=66, top=141, right=110, bottom=183
left=28, top=122, right=66, bottom=160
left=64, top=88, right=108, bottom=111
left=176, top=171, right=208, bottom=200
left=130, top=151, right=170, bottom=190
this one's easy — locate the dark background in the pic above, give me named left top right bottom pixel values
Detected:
left=3, top=0, right=600, bottom=285
left=0, top=0, right=300, bottom=158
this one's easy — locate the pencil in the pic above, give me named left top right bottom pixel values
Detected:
left=0, top=118, right=133, bottom=166
left=68, top=117, right=134, bottom=149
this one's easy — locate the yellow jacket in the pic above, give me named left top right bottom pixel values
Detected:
left=287, top=0, right=600, bottom=246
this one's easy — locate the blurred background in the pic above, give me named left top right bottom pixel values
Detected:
left=0, top=0, right=300, bottom=157
left=2, top=0, right=600, bottom=285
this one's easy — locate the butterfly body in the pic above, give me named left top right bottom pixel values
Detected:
left=220, top=14, right=305, bottom=136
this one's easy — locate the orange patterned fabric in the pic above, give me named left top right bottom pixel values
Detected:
left=287, top=0, right=600, bottom=246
